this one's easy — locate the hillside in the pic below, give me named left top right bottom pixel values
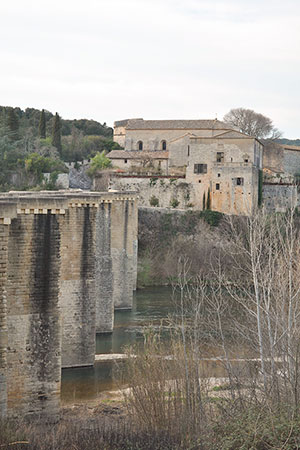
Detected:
left=0, top=106, right=113, bottom=138
left=0, top=105, right=121, bottom=191
left=276, top=138, right=300, bottom=146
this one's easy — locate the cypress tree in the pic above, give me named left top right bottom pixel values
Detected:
left=39, top=109, right=46, bottom=139
left=202, top=192, right=206, bottom=210
left=206, top=188, right=211, bottom=210
left=52, top=112, right=62, bottom=154
left=7, top=108, right=19, bottom=141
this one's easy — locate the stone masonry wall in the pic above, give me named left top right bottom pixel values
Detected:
left=0, top=223, right=8, bottom=418
left=263, top=184, right=297, bottom=212
left=108, top=176, right=192, bottom=209
left=95, top=203, right=113, bottom=333
left=59, top=206, right=96, bottom=368
left=6, top=214, right=61, bottom=420
left=0, top=191, right=138, bottom=420
left=111, top=199, right=136, bottom=309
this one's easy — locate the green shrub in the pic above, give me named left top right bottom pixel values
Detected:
left=199, top=210, right=222, bottom=226
left=149, top=177, right=158, bottom=187
left=25, top=153, right=67, bottom=183
left=150, top=195, right=159, bottom=207
left=88, top=151, right=111, bottom=175
left=170, top=198, right=179, bottom=208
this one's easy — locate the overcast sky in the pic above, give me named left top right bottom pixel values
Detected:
left=1, top=0, right=299, bottom=137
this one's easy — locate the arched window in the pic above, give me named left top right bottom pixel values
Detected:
left=137, top=141, right=143, bottom=151
left=161, top=140, right=167, bottom=151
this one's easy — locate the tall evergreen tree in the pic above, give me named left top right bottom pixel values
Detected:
left=52, top=112, right=62, bottom=154
left=206, top=188, right=211, bottom=210
left=7, top=108, right=19, bottom=141
left=202, top=192, right=206, bottom=210
left=38, top=109, right=46, bottom=139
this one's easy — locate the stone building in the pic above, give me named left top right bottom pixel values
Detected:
left=110, top=118, right=237, bottom=172
left=106, top=119, right=263, bottom=215
left=263, top=142, right=300, bottom=176
left=186, top=131, right=263, bottom=215
left=262, top=142, right=300, bottom=212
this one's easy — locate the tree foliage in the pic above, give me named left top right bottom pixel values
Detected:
left=25, top=153, right=67, bottom=182
left=0, top=105, right=114, bottom=142
left=61, top=132, right=120, bottom=162
left=38, top=109, right=46, bottom=139
left=223, top=107, right=282, bottom=139
left=0, top=105, right=118, bottom=190
left=206, top=188, right=211, bottom=210
left=51, top=113, right=62, bottom=154
left=88, top=151, right=112, bottom=175
left=7, top=108, right=19, bottom=141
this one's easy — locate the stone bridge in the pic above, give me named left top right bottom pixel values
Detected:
left=0, top=190, right=137, bottom=420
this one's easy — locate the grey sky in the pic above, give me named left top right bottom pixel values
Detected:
left=1, top=0, right=299, bottom=138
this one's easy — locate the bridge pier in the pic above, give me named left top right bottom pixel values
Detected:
left=111, top=199, right=137, bottom=309
left=0, top=191, right=137, bottom=420
left=0, top=222, right=8, bottom=418
left=95, top=203, right=113, bottom=333
left=60, top=205, right=96, bottom=368
left=6, top=213, right=61, bottom=420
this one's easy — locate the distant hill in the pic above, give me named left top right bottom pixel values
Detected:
left=276, top=138, right=300, bottom=147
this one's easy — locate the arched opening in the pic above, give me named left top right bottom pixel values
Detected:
left=161, top=140, right=167, bottom=151
left=137, top=141, right=143, bottom=151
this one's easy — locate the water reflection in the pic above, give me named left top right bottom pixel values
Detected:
left=96, top=286, right=174, bottom=354
left=61, top=287, right=175, bottom=404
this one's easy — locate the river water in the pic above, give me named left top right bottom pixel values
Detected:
left=61, top=286, right=175, bottom=404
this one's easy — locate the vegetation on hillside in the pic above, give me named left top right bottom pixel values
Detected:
left=276, top=138, right=300, bottom=146
left=87, top=151, right=112, bottom=176
left=137, top=209, right=223, bottom=286
left=0, top=105, right=120, bottom=191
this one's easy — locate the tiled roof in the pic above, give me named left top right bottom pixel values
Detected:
left=114, top=119, right=143, bottom=127
left=107, top=150, right=169, bottom=159
left=214, top=130, right=253, bottom=139
left=122, top=119, right=233, bottom=130
left=282, top=144, right=300, bottom=152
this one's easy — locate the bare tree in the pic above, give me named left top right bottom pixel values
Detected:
left=211, top=208, right=300, bottom=407
left=169, top=207, right=300, bottom=408
left=223, top=107, right=282, bottom=140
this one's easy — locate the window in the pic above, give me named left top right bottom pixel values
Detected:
left=187, top=145, right=190, bottom=156
left=216, top=183, right=220, bottom=190
left=124, top=159, right=127, bottom=164
left=244, top=158, right=249, bottom=163
left=217, top=173, right=221, bottom=177
left=233, top=177, right=244, bottom=186
left=161, top=140, right=167, bottom=151
left=194, top=164, right=207, bottom=174
left=137, top=141, right=143, bottom=151
left=216, top=152, right=224, bottom=163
